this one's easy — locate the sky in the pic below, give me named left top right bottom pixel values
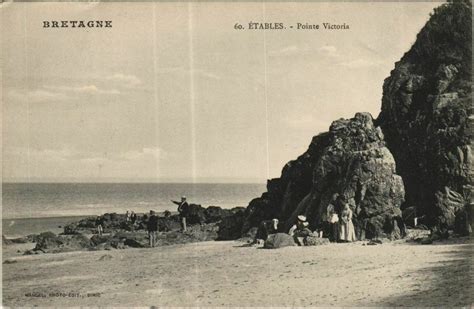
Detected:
left=2, top=1, right=442, bottom=183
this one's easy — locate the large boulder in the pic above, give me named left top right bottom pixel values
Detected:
left=263, top=233, right=296, bottom=249
left=217, top=209, right=246, bottom=240
left=376, top=0, right=472, bottom=231
left=2, top=235, right=12, bottom=246
left=229, top=113, right=405, bottom=240
left=157, top=216, right=181, bottom=232
left=33, top=232, right=92, bottom=253
left=63, top=216, right=97, bottom=235
left=204, top=206, right=235, bottom=223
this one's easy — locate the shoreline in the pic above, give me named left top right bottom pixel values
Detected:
left=1, top=210, right=182, bottom=238
left=2, top=216, right=91, bottom=238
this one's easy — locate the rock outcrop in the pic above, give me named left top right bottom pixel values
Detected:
left=263, top=233, right=296, bottom=249
left=20, top=204, right=242, bottom=254
left=227, top=113, right=405, bottom=240
left=222, top=1, right=472, bottom=240
left=31, top=231, right=93, bottom=254
left=64, top=205, right=240, bottom=236
left=376, top=0, right=473, bottom=232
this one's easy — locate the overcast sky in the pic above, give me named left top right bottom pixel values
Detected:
left=2, top=1, right=441, bottom=183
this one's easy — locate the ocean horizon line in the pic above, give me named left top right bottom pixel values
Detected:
left=2, top=179, right=268, bottom=185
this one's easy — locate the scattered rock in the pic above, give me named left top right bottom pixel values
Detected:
left=367, top=239, right=383, bottom=245
left=306, top=236, right=330, bottom=246
left=98, top=254, right=113, bottom=261
left=3, top=259, right=17, bottom=264
left=10, top=236, right=30, bottom=244
left=420, top=237, right=433, bottom=245
left=33, top=232, right=93, bottom=253
left=2, top=235, right=12, bottom=246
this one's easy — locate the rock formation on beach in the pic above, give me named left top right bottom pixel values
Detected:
left=219, top=113, right=405, bottom=240
left=376, top=0, right=472, bottom=233
left=220, top=0, right=473, bottom=240
left=17, top=204, right=243, bottom=254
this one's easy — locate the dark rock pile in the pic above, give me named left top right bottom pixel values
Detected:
left=21, top=205, right=239, bottom=254
left=27, top=231, right=93, bottom=254
left=64, top=204, right=241, bottom=236
left=376, top=0, right=472, bottom=235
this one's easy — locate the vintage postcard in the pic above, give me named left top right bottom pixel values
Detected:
left=1, top=0, right=472, bottom=307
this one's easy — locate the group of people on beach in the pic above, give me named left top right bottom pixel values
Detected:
left=324, top=194, right=357, bottom=242
left=94, top=196, right=190, bottom=246
left=257, top=193, right=357, bottom=246
left=95, top=193, right=358, bottom=248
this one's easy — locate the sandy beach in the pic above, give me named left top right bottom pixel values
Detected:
left=2, top=237, right=472, bottom=307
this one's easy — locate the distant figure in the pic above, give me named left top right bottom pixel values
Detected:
left=130, top=211, right=137, bottom=225
left=125, top=210, right=131, bottom=222
left=256, top=218, right=279, bottom=245
left=172, top=196, right=189, bottom=232
left=289, top=215, right=312, bottom=246
left=326, top=194, right=340, bottom=241
left=393, top=215, right=407, bottom=238
left=339, top=204, right=356, bottom=242
left=147, top=210, right=159, bottom=247
left=95, top=215, right=104, bottom=236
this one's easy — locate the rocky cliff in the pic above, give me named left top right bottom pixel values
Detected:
left=220, top=113, right=406, bottom=240
left=376, top=0, right=472, bottom=233
left=220, top=0, right=472, bottom=240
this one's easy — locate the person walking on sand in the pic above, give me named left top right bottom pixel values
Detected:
left=95, top=215, right=104, bottom=236
left=339, top=203, right=356, bottom=242
left=147, top=210, right=159, bottom=247
left=172, top=196, right=189, bottom=232
left=289, top=215, right=312, bottom=246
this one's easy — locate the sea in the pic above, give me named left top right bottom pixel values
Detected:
left=1, top=182, right=266, bottom=219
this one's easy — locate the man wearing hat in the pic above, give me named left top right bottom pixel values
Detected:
left=289, top=215, right=312, bottom=246
left=171, top=196, right=189, bottom=232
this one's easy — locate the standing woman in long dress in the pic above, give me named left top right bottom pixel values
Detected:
left=339, top=204, right=356, bottom=242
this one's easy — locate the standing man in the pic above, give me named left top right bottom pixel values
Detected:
left=147, top=210, right=159, bottom=247
left=172, top=196, right=189, bottom=232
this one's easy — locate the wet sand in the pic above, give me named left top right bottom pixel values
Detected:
left=2, top=238, right=473, bottom=307
left=2, top=216, right=89, bottom=238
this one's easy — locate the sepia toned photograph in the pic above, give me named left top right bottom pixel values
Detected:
left=1, top=0, right=472, bottom=307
